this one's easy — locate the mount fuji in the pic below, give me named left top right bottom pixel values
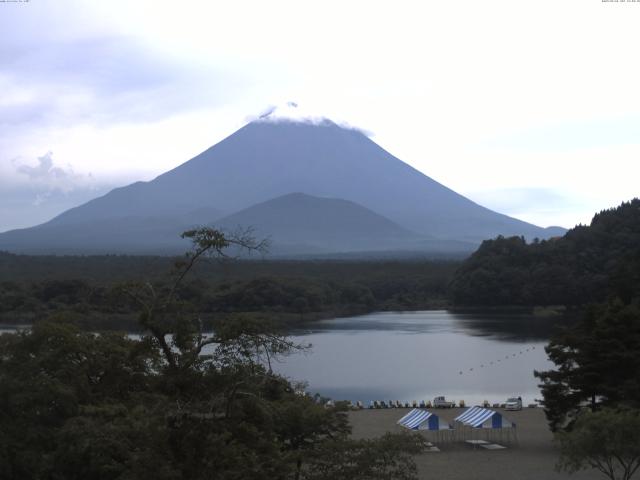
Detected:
left=0, top=108, right=565, bottom=256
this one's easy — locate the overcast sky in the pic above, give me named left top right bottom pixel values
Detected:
left=1, top=0, right=639, bottom=232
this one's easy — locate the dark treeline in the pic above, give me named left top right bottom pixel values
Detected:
left=0, top=254, right=458, bottom=330
left=441, top=198, right=640, bottom=451
left=450, top=199, right=640, bottom=307
left=0, top=229, right=426, bottom=480
left=4, top=199, right=640, bottom=327
left=520, top=203, right=640, bottom=454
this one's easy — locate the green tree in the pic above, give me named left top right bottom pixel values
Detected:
left=556, top=408, right=640, bottom=480
left=0, top=321, right=158, bottom=479
left=450, top=199, right=640, bottom=308
left=272, top=395, right=351, bottom=480
left=535, top=302, right=640, bottom=431
left=0, top=228, right=426, bottom=480
left=121, top=227, right=269, bottom=373
left=302, top=432, right=426, bottom=480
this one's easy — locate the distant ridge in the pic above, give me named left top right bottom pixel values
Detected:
left=217, top=192, right=420, bottom=254
left=0, top=117, right=566, bottom=256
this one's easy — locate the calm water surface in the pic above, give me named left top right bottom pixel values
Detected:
left=273, top=310, right=558, bottom=406
left=0, top=310, right=560, bottom=406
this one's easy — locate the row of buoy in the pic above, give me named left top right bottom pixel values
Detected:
left=458, top=346, right=537, bottom=375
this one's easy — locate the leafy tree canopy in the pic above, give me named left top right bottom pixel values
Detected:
left=0, top=228, right=426, bottom=480
left=450, top=199, right=640, bottom=307
left=556, top=408, right=640, bottom=480
left=535, top=301, right=640, bottom=431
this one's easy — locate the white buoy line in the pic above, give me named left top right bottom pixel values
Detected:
left=457, top=346, right=538, bottom=376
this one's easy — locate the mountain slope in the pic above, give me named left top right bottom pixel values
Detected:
left=0, top=118, right=565, bottom=255
left=215, top=192, right=421, bottom=254
left=0, top=207, right=222, bottom=255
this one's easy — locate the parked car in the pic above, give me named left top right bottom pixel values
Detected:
left=505, top=396, right=523, bottom=411
left=433, top=396, right=455, bottom=408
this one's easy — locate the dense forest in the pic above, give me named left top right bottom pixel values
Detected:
left=523, top=203, right=640, bottom=463
left=0, top=229, right=426, bottom=480
left=449, top=199, right=640, bottom=307
left=4, top=199, right=640, bottom=328
left=2, top=204, right=640, bottom=479
left=0, top=253, right=458, bottom=330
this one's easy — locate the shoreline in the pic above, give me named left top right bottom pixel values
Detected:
left=348, top=408, right=601, bottom=479
left=0, top=304, right=572, bottom=333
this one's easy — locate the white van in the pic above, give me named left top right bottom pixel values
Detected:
left=433, top=396, right=455, bottom=408
left=505, top=397, right=523, bottom=411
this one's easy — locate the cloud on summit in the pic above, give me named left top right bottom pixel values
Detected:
left=249, top=102, right=373, bottom=137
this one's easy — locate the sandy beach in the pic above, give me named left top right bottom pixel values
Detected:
left=348, top=407, right=603, bottom=480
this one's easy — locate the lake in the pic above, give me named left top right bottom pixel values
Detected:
left=274, top=310, right=559, bottom=406
left=0, top=310, right=560, bottom=407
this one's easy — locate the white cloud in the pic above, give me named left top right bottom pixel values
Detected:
left=0, top=151, right=113, bottom=231
left=16, top=151, right=69, bottom=181
left=13, top=151, right=92, bottom=192
left=1, top=0, right=639, bottom=229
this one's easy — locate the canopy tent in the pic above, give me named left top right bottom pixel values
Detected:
left=454, top=407, right=517, bottom=444
left=454, top=406, right=515, bottom=428
left=397, top=409, right=453, bottom=442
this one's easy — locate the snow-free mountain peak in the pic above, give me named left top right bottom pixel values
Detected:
left=0, top=118, right=566, bottom=255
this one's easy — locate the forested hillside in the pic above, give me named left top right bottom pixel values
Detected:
left=0, top=228, right=426, bottom=480
left=0, top=255, right=457, bottom=329
left=450, top=199, right=640, bottom=306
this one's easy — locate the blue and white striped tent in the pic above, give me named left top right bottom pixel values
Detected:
left=454, top=406, right=517, bottom=444
left=454, top=406, right=515, bottom=429
left=397, top=409, right=450, bottom=431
